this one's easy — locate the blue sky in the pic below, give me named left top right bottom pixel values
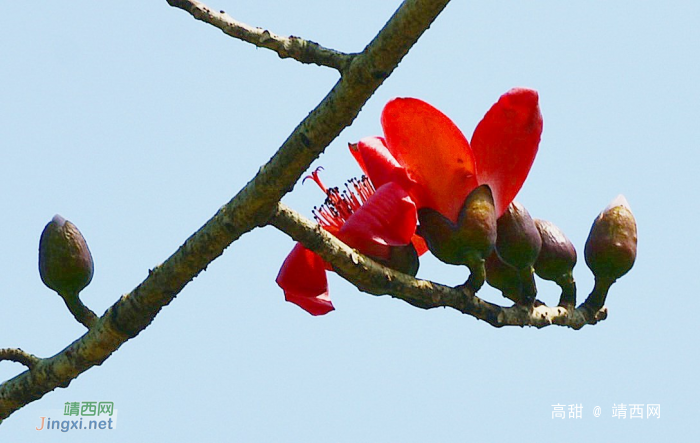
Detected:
left=1, top=1, right=698, bottom=441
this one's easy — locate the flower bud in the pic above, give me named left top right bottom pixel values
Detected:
left=380, top=243, right=419, bottom=277
left=584, top=195, right=637, bottom=281
left=533, top=219, right=577, bottom=282
left=418, top=185, right=496, bottom=266
left=39, top=215, right=94, bottom=298
left=495, top=201, right=542, bottom=270
left=485, top=250, right=522, bottom=303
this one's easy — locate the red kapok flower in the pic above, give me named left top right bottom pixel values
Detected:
left=277, top=88, right=541, bottom=314
left=276, top=169, right=419, bottom=316
left=352, top=88, right=543, bottom=221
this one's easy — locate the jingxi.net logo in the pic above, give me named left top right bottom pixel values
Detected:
left=35, top=401, right=117, bottom=432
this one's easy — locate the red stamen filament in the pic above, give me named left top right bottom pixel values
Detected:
left=306, top=171, right=375, bottom=228
left=302, top=167, right=328, bottom=193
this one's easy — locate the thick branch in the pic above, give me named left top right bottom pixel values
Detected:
left=166, top=0, right=354, bottom=71
left=0, top=349, right=40, bottom=370
left=268, top=203, right=609, bottom=329
left=0, top=0, right=451, bottom=421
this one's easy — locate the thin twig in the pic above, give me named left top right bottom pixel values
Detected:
left=0, top=0, right=452, bottom=421
left=0, top=349, right=40, bottom=370
left=268, top=203, right=608, bottom=329
left=166, top=0, right=355, bottom=72
left=60, top=293, right=98, bottom=329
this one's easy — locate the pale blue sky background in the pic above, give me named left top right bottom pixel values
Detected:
left=1, top=0, right=698, bottom=441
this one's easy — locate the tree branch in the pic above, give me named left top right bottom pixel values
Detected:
left=0, top=0, right=452, bottom=421
left=268, top=202, right=609, bottom=329
left=166, top=0, right=355, bottom=71
left=0, top=349, right=40, bottom=370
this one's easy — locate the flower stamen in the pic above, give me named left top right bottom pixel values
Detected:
left=302, top=167, right=328, bottom=193
left=306, top=169, right=375, bottom=229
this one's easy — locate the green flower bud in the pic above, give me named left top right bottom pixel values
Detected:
left=495, top=201, right=542, bottom=270
left=533, top=219, right=577, bottom=282
left=584, top=195, right=637, bottom=281
left=39, top=215, right=94, bottom=298
left=418, top=185, right=496, bottom=266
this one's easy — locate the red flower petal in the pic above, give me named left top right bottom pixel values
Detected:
left=352, top=137, right=414, bottom=191
left=350, top=139, right=427, bottom=256
left=381, top=98, right=478, bottom=223
left=411, top=234, right=428, bottom=256
left=349, top=142, right=369, bottom=178
left=471, top=88, right=543, bottom=216
left=276, top=243, right=334, bottom=316
left=338, top=181, right=418, bottom=259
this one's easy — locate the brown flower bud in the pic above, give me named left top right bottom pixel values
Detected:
left=584, top=195, right=637, bottom=281
left=534, top=219, right=577, bottom=282
left=485, top=250, right=522, bottom=303
left=379, top=243, right=419, bottom=277
left=495, top=201, right=542, bottom=270
left=39, top=215, right=94, bottom=298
